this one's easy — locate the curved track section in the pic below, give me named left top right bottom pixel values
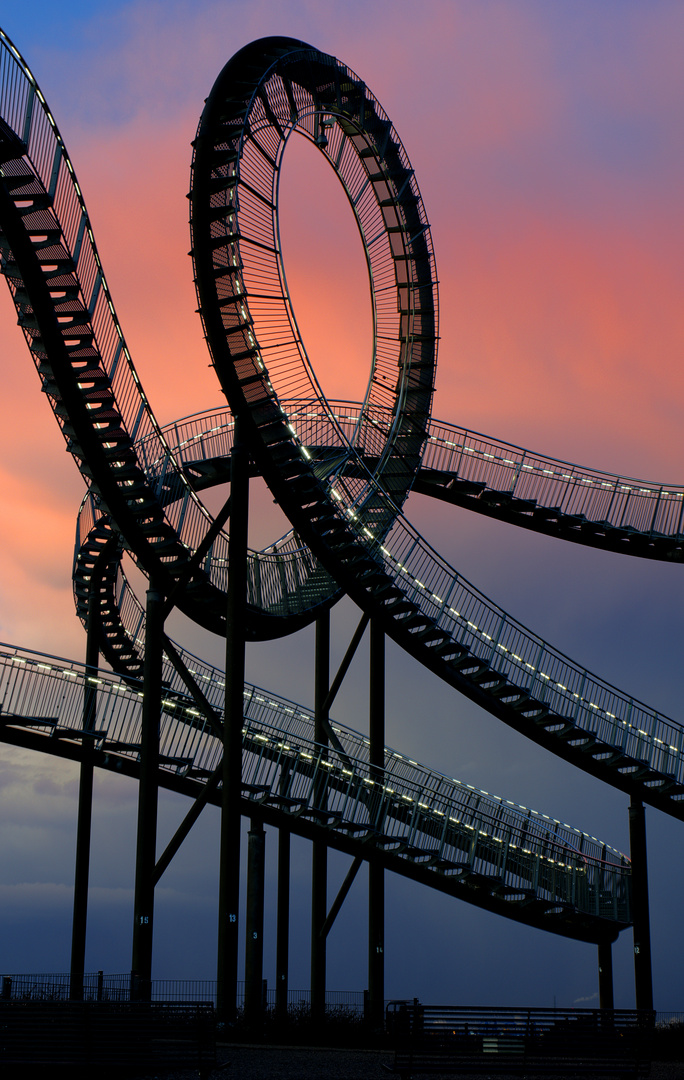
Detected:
left=271, top=402, right=684, bottom=561
left=74, top=401, right=684, bottom=693
left=0, top=643, right=629, bottom=945
left=132, top=401, right=684, bottom=562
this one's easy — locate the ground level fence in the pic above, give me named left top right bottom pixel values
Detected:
left=0, top=972, right=366, bottom=1011
left=1, top=975, right=679, bottom=1026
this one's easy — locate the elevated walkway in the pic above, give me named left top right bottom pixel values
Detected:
left=0, top=643, right=629, bottom=944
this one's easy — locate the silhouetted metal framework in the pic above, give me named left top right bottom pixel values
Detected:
left=0, top=26, right=674, bottom=1013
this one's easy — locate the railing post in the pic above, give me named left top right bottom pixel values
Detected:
left=508, top=450, right=526, bottom=495
left=648, top=487, right=663, bottom=537
left=526, top=642, right=545, bottom=698
left=217, top=413, right=249, bottom=1024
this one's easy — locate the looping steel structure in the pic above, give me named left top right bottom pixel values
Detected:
left=190, top=37, right=437, bottom=538
left=0, top=28, right=680, bottom=1008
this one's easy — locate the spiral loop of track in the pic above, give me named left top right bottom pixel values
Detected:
left=190, top=37, right=438, bottom=542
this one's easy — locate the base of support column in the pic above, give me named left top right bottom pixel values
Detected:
left=598, top=940, right=614, bottom=1010
left=245, top=821, right=266, bottom=1028
left=629, top=797, right=654, bottom=1012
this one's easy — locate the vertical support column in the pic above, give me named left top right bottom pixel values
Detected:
left=276, top=817, right=291, bottom=1022
left=598, top=940, right=614, bottom=1010
left=311, top=611, right=329, bottom=1022
left=368, top=619, right=385, bottom=1028
left=245, top=820, right=266, bottom=1027
left=628, top=796, right=654, bottom=1011
left=217, top=414, right=249, bottom=1023
left=131, top=580, right=164, bottom=1001
left=70, top=603, right=99, bottom=1000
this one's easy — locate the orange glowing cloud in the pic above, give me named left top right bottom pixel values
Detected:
left=437, top=208, right=684, bottom=478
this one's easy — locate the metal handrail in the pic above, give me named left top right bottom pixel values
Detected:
left=126, top=399, right=684, bottom=564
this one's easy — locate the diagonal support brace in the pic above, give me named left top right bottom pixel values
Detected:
left=320, top=854, right=364, bottom=939
left=162, top=491, right=233, bottom=621
left=321, top=612, right=370, bottom=718
left=162, top=636, right=223, bottom=739
left=153, top=765, right=222, bottom=885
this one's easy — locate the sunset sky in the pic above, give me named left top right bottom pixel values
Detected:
left=1, top=0, right=684, bottom=1010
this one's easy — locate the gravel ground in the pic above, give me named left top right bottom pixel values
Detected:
left=139, top=1046, right=684, bottom=1080
left=214, top=1043, right=392, bottom=1078
left=211, top=1049, right=683, bottom=1080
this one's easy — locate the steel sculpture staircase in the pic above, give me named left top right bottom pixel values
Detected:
left=71, top=395, right=684, bottom=680
left=0, top=28, right=678, bottom=957
left=75, top=494, right=684, bottom=823
left=0, top=643, right=629, bottom=945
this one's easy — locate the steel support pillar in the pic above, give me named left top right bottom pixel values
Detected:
left=368, top=619, right=385, bottom=1028
left=598, top=940, right=614, bottom=1010
left=217, top=414, right=249, bottom=1023
left=311, top=611, right=329, bottom=1022
left=628, top=796, right=654, bottom=1011
left=70, top=606, right=99, bottom=1000
left=245, top=820, right=266, bottom=1026
left=276, top=822, right=290, bottom=1022
left=131, top=581, right=164, bottom=1000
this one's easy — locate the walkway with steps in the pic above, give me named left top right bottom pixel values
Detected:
left=0, top=642, right=630, bottom=944
left=0, top=28, right=680, bottom=967
left=417, top=416, right=684, bottom=560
